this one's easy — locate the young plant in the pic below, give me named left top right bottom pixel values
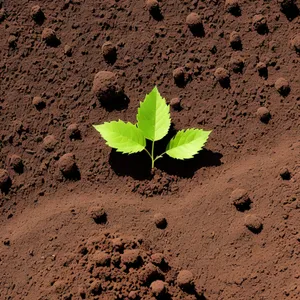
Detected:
left=93, top=86, right=211, bottom=169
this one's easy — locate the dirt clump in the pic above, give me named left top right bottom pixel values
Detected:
left=41, top=28, right=60, bottom=46
left=6, top=154, right=23, bottom=173
left=229, top=31, right=242, bottom=50
left=244, top=214, right=263, bottom=233
left=231, top=188, right=252, bottom=211
left=102, top=41, right=117, bottom=63
left=275, top=77, right=290, bottom=96
left=57, top=153, right=80, bottom=180
left=257, top=107, right=271, bottom=123
left=43, top=135, right=58, bottom=151
left=177, top=270, right=194, bottom=290
left=214, top=67, right=230, bottom=88
left=186, top=12, right=204, bottom=36
left=92, top=71, right=125, bottom=109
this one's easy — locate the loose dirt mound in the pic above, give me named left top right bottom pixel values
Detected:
left=1, top=0, right=300, bottom=299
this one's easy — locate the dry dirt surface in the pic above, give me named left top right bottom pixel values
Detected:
left=1, top=0, right=300, bottom=299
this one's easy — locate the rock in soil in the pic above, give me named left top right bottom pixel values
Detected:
left=42, top=28, right=60, bottom=46
left=229, top=31, right=242, bottom=50
left=154, top=213, right=167, bottom=229
left=231, top=188, right=252, bottom=211
left=57, top=153, right=80, bottom=180
left=244, top=214, right=263, bottom=233
left=92, top=71, right=124, bottom=108
left=0, top=169, right=11, bottom=193
left=275, top=77, right=290, bottom=96
left=150, top=280, right=166, bottom=296
left=177, top=270, right=194, bottom=290
left=257, top=107, right=271, bottom=123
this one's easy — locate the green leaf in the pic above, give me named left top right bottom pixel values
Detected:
left=166, top=129, right=211, bottom=160
left=93, top=120, right=146, bottom=154
left=137, top=86, right=171, bottom=141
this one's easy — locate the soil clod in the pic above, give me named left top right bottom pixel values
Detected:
left=186, top=12, right=204, bottom=37
left=257, top=107, right=271, bottom=124
left=177, top=270, right=194, bottom=290
left=102, top=41, right=117, bottom=64
left=244, top=214, right=263, bottom=233
left=256, top=62, right=268, bottom=78
left=214, top=67, right=230, bottom=88
left=275, top=77, right=290, bottom=96
left=32, top=96, right=46, bottom=110
left=150, top=280, right=167, bottom=296
left=231, top=188, right=252, bottom=211
left=154, top=213, right=167, bottom=229
left=66, top=124, right=81, bottom=140
left=42, top=28, right=60, bottom=47
left=6, top=154, right=23, bottom=174
left=229, top=31, right=242, bottom=50
left=92, top=71, right=125, bottom=110
left=58, top=153, right=80, bottom=180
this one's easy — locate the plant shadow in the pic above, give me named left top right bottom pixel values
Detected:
left=109, top=124, right=223, bottom=180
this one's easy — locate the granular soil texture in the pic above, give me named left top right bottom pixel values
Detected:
left=1, top=0, right=300, bottom=299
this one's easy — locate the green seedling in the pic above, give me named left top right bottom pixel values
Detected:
left=93, top=86, right=211, bottom=169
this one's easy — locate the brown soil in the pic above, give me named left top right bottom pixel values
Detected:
left=1, top=0, right=300, bottom=299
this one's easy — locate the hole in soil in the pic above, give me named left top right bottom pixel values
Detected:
left=100, top=93, right=130, bottom=112
left=150, top=8, right=164, bottom=21
left=281, top=1, right=299, bottom=21
left=190, top=24, right=205, bottom=37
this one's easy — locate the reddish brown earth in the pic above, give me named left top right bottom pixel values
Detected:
left=1, top=0, right=300, bottom=299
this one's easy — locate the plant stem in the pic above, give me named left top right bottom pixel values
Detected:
left=151, top=140, right=155, bottom=169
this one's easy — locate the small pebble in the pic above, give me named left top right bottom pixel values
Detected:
left=244, top=214, right=263, bottom=233
left=58, top=153, right=80, bottom=179
left=64, top=44, right=72, bottom=56
left=154, top=213, right=167, bottom=229
left=173, top=67, right=186, bottom=86
left=66, top=123, right=81, bottom=140
left=91, top=251, right=111, bottom=266
left=275, top=77, right=290, bottom=96
left=42, top=28, right=60, bottom=46
left=102, top=41, right=117, bottom=62
left=229, top=55, right=244, bottom=73
left=257, top=107, right=271, bottom=123
left=230, top=188, right=252, bottom=211
left=229, top=31, right=242, bottom=50
left=43, top=135, right=58, bottom=151
left=291, top=35, right=300, bottom=53
left=214, top=67, right=230, bottom=87
left=170, top=97, right=181, bottom=111
left=139, top=263, right=162, bottom=284
left=186, top=12, right=203, bottom=35
left=121, top=249, right=142, bottom=267
left=177, top=270, right=194, bottom=290
left=256, top=62, right=268, bottom=77
left=150, top=280, right=166, bottom=296
left=145, top=0, right=159, bottom=13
